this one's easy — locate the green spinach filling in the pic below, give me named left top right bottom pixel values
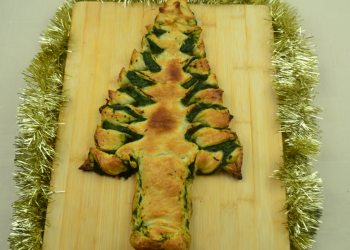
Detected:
left=126, top=71, right=156, bottom=88
left=118, top=86, right=156, bottom=106
left=183, top=187, right=190, bottom=212
left=184, top=27, right=199, bottom=39
left=184, top=124, right=206, bottom=141
left=102, top=121, right=144, bottom=142
left=181, top=82, right=217, bottom=106
left=202, top=140, right=241, bottom=174
left=91, top=155, right=114, bottom=176
left=91, top=153, right=135, bottom=179
left=186, top=103, right=227, bottom=122
left=142, top=52, right=161, bottom=73
left=132, top=171, right=146, bottom=233
left=147, top=38, right=164, bottom=54
left=132, top=192, right=142, bottom=216
left=187, top=161, right=195, bottom=180
left=180, top=37, right=195, bottom=53
left=152, top=27, right=166, bottom=37
left=119, top=163, right=137, bottom=179
left=182, top=56, right=199, bottom=72
left=183, top=161, right=195, bottom=229
left=182, top=73, right=208, bottom=89
left=99, top=104, right=145, bottom=122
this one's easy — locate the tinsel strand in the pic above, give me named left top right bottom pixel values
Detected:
left=268, top=1, right=323, bottom=249
left=8, top=1, right=71, bottom=249
left=9, top=0, right=323, bottom=250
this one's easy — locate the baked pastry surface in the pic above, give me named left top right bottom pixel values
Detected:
left=79, top=1, right=243, bottom=249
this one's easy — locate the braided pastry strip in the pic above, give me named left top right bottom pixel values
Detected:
left=79, top=1, right=243, bottom=249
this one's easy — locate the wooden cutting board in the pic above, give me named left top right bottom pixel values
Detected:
left=43, top=2, right=289, bottom=250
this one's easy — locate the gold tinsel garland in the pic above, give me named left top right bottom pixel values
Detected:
left=9, top=0, right=323, bottom=250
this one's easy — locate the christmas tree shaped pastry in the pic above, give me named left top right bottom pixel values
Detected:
left=79, top=0, right=243, bottom=249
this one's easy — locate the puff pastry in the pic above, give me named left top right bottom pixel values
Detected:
left=79, top=1, right=243, bottom=249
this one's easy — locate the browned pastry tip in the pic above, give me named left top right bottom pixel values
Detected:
left=129, top=49, right=138, bottom=65
left=79, top=157, right=92, bottom=171
left=186, top=58, right=210, bottom=74
left=90, top=148, right=127, bottom=175
left=193, top=88, right=223, bottom=106
left=145, top=24, right=152, bottom=32
left=223, top=149, right=244, bottom=180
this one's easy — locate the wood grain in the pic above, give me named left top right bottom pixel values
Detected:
left=43, top=2, right=289, bottom=250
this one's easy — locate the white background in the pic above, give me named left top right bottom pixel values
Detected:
left=0, top=0, right=349, bottom=249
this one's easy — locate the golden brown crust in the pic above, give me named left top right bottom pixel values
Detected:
left=116, top=100, right=198, bottom=159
